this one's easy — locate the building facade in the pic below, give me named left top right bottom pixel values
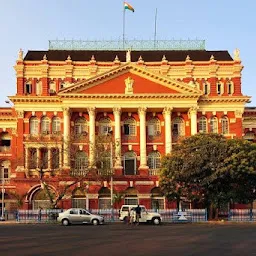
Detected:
left=0, top=42, right=252, bottom=211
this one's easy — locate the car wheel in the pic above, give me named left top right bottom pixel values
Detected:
left=152, top=217, right=161, bottom=225
left=62, top=219, right=70, bottom=226
left=92, top=219, right=99, bottom=226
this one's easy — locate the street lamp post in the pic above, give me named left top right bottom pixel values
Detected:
left=110, top=141, right=114, bottom=221
left=0, top=166, right=5, bottom=221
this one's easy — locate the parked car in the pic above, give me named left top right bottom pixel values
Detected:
left=57, top=208, right=104, bottom=226
left=119, top=205, right=162, bottom=225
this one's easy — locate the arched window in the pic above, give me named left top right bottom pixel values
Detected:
left=204, top=83, right=208, bottom=95
left=123, top=151, right=137, bottom=175
left=25, top=82, right=32, bottom=94
left=52, top=117, right=61, bottom=134
left=98, top=117, right=112, bottom=135
left=123, top=118, right=136, bottom=136
left=41, top=117, right=50, bottom=134
left=209, top=117, right=218, bottom=133
left=198, top=116, right=207, bottom=133
left=172, top=117, right=185, bottom=142
left=148, top=151, right=161, bottom=172
left=72, top=151, right=89, bottom=176
left=217, top=82, right=224, bottom=95
left=30, top=117, right=39, bottom=135
left=49, top=81, right=56, bottom=94
left=227, top=83, right=233, bottom=95
left=221, top=116, right=229, bottom=134
left=147, top=118, right=161, bottom=136
left=75, top=117, right=88, bottom=136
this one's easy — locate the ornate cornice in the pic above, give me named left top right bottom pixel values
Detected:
left=9, top=96, right=61, bottom=103
left=60, top=93, right=200, bottom=99
left=198, top=96, right=250, bottom=103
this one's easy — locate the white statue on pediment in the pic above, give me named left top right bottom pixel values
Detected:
left=126, top=49, right=131, bottom=63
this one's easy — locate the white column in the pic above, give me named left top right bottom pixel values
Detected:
left=63, top=107, right=70, bottom=168
left=189, top=107, right=198, bottom=135
left=138, top=107, right=148, bottom=168
left=48, top=148, right=51, bottom=169
left=163, top=107, right=173, bottom=154
left=88, top=107, right=96, bottom=167
left=36, top=148, right=40, bottom=168
left=113, top=107, right=122, bottom=168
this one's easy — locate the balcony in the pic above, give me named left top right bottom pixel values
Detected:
left=70, top=167, right=89, bottom=177
left=0, top=146, right=11, bottom=153
left=149, top=169, right=160, bottom=176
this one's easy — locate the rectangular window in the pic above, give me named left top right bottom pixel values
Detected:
left=72, top=199, right=86, bottom=208
left=151, top=198, right=164, bottom=210
left=217, top=84, right=221, bottom=95
left=124, top=124, right=130, bottom=135
left=25, top=84, right=32, bottom=94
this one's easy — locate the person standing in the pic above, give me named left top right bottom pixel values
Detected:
left=135, top=205, right=141, bottom=226
left=38, top=207, right=42, bottom=222
left=129, top=208, right=135, bottom=225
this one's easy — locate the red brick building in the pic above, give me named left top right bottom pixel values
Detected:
left=0, top=41, right=251, bottom=211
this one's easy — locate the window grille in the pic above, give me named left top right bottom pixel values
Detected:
left=124, top=198, right=138, bottom=205
left=198, top=117, right=207, bottom=133
left=99, top=198, right=111, bottom=209
left=209, top=117, right=218, bottom=133
left=30, top=117, right=39, bottom=135
left=52, top=117, right=61, bottom=133
left=74, top=117, right=88, bottom=135
left=148, top=151, right=161, bottom=170
left=75, top=151, right=89, bottom=170
left=148, top=118, right=161, bottom=136
left=221, top=117, right=229, bottom=134
left=41, top=117, right=50, bottom=134
left=124, top=118, right=136, bottom=136
left=99, top=118, right=112, bottom=135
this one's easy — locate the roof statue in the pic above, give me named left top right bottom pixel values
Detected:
left=18, top=49, right=23, bottom=61
left=210, top=55, right=215, bottom=61
left=234, top=48, right=240, bottom=61
left=186, top=55, right=190, bottom=61
left=126, top=49, right=131, bottom=62
left=43, top=54, right=47, bottom=60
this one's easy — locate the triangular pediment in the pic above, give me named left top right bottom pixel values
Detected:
left=59, top=64, right=202, bottom=96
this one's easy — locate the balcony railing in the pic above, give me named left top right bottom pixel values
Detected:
left=0, top=146, right=11, bottom=153
left=149, top=169, right=160, bottom=176
left=70, top=167, right=89, bottom=177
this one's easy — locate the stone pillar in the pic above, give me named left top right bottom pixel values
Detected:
left=88, top=107, right=96, bottom=167
left=113, top=107, right=122, bottom=169
left=189, top=107, right=198, bottom=135
left=163, top=107, right=173, bottom=154
left=138, top=107, right=148, bottom=174
left=63, top=107, right=70, bottom=168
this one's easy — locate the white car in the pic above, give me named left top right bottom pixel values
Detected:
left=57, top=208, right=104, bottom=226
left=119, top=205, right=162, bottom=225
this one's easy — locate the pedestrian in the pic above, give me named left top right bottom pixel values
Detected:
left=129, top=208, right=135, bottom=225
left=38, top=207, right=42, bottom=222
left=135, top=204, right=141, bottom=226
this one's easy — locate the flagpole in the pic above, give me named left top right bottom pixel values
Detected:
left=154, top=8, right=158, bottom=49
left=123, top=2, right=126, bottom=49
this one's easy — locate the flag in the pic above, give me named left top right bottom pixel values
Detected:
left=124, top=2, right=135, bottom=12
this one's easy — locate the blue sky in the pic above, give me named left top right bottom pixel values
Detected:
left=0, top=0, right=255, bottom=106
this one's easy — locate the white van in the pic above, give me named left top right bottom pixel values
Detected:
left=119, top=205, right=162, bottom=225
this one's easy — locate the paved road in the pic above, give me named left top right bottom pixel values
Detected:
left=0, top=223, right=256, bottom=256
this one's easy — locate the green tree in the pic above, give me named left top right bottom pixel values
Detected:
left=160, top=133, right=229, bottom=219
